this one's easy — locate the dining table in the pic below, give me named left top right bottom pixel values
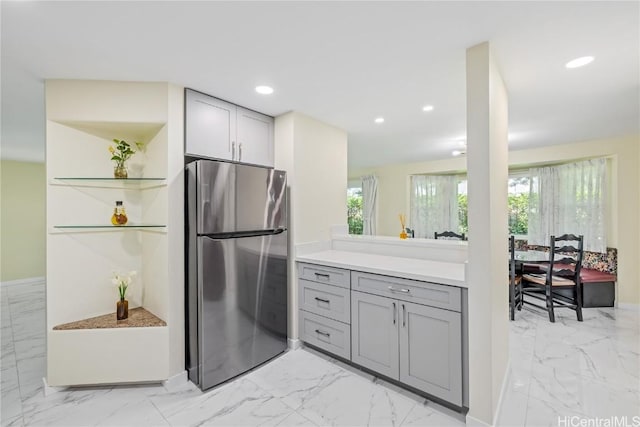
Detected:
left=513, top=250, right=549, bottom=263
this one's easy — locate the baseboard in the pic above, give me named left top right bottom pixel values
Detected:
left=617, top=303, right=640, bottom=311
left=42, top=377, right=66, bottom=396
left=163, top=370, right=188, bottom=390
left=465, top=358, right=511, bottom=427
left=492, top=358, right=512, bottom=426
left=1, top=276, right=45, bottom=288
left=288, top=338, right=301, bottom=350
left=465, top=414, right=492, bottom=427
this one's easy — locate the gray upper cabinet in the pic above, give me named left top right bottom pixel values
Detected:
left=185, top=89, right=274, bottom=168
left=351, top=291, right=399, bottom=379
left=399, top=301, right=462, bottom=406
left=185, top=89, right=236, bottom=161
left=237, top=107, right=274, bottom=168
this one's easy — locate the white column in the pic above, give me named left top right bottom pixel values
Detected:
left=466, top=42, right=510, bottom=425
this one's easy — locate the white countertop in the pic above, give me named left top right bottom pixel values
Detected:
left=296, top=250, right=467, bottom=288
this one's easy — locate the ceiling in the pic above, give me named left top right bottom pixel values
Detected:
left=1, top=1, right=638, bottom=169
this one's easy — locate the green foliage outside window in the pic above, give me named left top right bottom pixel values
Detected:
left=458, top=193, right=468, bottom=234
left=348, top=190, right=363, bottom=235
left=457, top=193, right=529, bottom=236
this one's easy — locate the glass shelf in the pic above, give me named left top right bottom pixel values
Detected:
left=51, top=224, right=167, bottom=233
left=51, top=177, right=166, bottom=189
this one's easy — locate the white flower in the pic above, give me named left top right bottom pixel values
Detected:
left=111, top=270, right=137, bottom=300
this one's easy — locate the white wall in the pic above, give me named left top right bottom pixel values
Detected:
left=350, top=135, right=640, bottom=305
left=274, top=111, right=348, bottom=339
left=0, top=160, right=46, bottom=282
left=465, top=42, right=509, bottom=425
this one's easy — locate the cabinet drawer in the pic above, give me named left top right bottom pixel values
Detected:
left=299, top=279, right=350, bottom=323
left=299, top=311, right=351, bottom=360
left=298, top=263, right=350, bottom=289
left=351, top=271, right=461, bottom=312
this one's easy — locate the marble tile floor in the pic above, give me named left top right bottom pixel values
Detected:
left=1, top=281, right=638, bottom=427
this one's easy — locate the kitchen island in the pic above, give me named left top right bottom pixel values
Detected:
left=296, top=244, right=468, bottom=410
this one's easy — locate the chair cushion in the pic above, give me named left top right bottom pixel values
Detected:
left=522, top=273, right=575, bottom=287
left=507, top=276, right=522, bottom=285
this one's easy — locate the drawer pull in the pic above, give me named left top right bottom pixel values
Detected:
left=315, top=329, right=331, bottom=337
left=314, top=297, right=330, bottom=304
left=388, top=286, right=410, bottom=294
left=315, top=273, right=331, bottom=280
left=402, top=304, right=406, bottom=327
left=393, top=302, right=396, bottom=325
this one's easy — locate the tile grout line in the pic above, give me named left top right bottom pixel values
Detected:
left=4, top=287, right=25, bottom=426
left=149, top=398, right=173, bottom=427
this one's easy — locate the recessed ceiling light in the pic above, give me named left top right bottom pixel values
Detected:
left=374, top=117, right=385, bottom=124
left=255, top=85, right=274, bottom=95
left=422, top=105, right=434, bottom=112
left=565, top=56, right=594, bottom=69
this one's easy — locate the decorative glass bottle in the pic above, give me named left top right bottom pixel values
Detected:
left=111, top=201, right=128, bottom=226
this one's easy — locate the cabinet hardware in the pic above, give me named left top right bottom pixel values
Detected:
left=315, top=273, right=330, bottom=279
left=393, top=302, right=396, bottom=325
left=315, top=329, right=330, bottom=337
left=239, top=143, right=243, bottom=161
left=232, top=141, right=236, bottom=160
left=402, top=304, right=406, bottom=327
left=314, top=297, right=330, bottom=304
left=388, top=286, right=410, bottom=293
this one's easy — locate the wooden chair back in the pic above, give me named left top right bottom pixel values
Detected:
left=546, top=234, right=584, bottom=285
left=434, top=231, right=466, bottom=240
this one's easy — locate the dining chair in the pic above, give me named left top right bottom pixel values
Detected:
left=521, top=234, right=584, bottom=322
left=434, top=231, right=466, bottom=240
left=509, top=235, right=523, bottom=321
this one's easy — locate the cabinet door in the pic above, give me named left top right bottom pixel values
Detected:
left=399, top=301, right=462, bottom=406
left=236, top=107, right=274, bottom=167
left=185, top=89, right=236, bottom=161
left=351, top=291, right=399, bottom=379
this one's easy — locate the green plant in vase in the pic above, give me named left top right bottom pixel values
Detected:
left=109, top=139, right=144, bottom=179
left=112, top=270, right=136, bottom=320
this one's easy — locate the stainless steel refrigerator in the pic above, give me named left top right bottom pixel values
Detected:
left=186, top=159, right=288, bottom=391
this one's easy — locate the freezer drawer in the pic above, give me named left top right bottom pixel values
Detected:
left=193, top=232, right=287, bottom=390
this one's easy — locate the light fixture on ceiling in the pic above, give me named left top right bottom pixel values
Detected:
left=255, top=85, right=274, bottom=95
left=422, top=105, right=434, bottom=112
left=565, top=56, right=594, bottom=69
left=374, top=117, right=385, bottom=124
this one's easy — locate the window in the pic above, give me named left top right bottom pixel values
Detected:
left=347, top=186, right=363, bottom=235
left=410, top=174, right=462, bottom=238
left=457, top=179, right=468, bottom=234
left=508, top=173, right=530, bottom=236
left=528, top=158, right=606, bottom=252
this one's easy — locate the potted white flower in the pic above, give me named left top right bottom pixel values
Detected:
left=112, top=271, right=136, bottom=320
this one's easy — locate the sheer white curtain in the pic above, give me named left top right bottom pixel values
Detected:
left=528, top=158, right=607, bottom=252
left=410, top=174, right=459, bottom=238
left=361, top=175, right=378, bottom=235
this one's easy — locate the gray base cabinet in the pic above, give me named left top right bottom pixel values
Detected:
left=297, top=262, right=465, bottom=408
left=399, top=301, right=462, bottom=405
left=351, top=291, right=399, bottom=379
left=351, top=291, right=462, bottom=406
